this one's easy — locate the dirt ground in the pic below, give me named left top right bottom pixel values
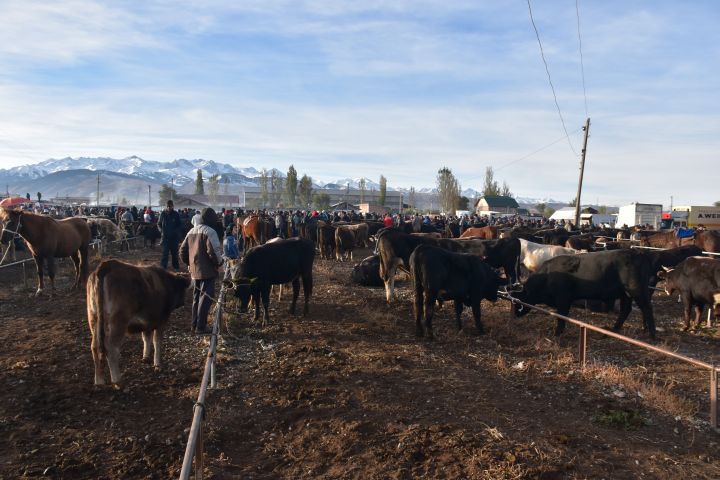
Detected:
left=1, top=244, right=719, bottom=479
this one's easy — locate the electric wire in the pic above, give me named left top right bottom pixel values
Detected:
left=526, top=0, right=578, bottom=157
left=576, top=0, right=589, bottom=117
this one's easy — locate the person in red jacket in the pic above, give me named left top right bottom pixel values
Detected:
left=383, top=213, right=394, bottom=228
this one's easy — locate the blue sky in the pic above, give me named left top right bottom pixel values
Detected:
left=0, top=1, right=718, bottom=206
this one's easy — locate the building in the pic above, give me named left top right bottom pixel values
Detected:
left=474, top=195, right=519, bottom=215
left=173, top=194, right=243, bottom=210
left=550, top=207, right=615, bottom=226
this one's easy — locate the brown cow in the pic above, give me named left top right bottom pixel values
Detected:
left=87, top=260, right=190, bottom=385
left=335, top=227, right=355, bottom=261
left=459, top=226, right=498, bottom=240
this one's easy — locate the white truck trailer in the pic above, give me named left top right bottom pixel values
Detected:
left=615, top=202, right=663, bottom=229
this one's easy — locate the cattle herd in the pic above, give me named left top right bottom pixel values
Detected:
left=1, top=206, right=720, bottom=388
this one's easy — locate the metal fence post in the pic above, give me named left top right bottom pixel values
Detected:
left=578, top=326, right=587, bottom=368
left=711, top=366, right=718, bottom=429
left=195, top=422, right=204, bottom=480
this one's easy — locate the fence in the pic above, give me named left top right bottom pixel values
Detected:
left=179, top=272, right=229, bottom=480
left=498, top=292, right=719, bottom=429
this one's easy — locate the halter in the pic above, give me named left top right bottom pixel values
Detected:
left=1, top=213, right=23, bottom=238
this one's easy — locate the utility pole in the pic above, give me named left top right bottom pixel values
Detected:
left=148, top=185, right=151, bottom=207
left=96, top=174, right=100, bottom=206
left=573, top=117, right=591, bottom=227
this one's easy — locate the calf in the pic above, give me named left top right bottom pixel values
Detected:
left=86, top=260, right=190, bottom=385
left=317, top=223, right=336, bottom=259
left=410, top=245, right=500, bottom=339
left=351, top=255, right=383, bottom=286
left=657, top=256, right=720, bottom=330
left=232, top=238, right=315, bottom=324
left=136, top=222, right=161, bottom=248
left=513, top=249, right=656, bottom=337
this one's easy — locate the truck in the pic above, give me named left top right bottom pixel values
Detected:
left=670, top=206, right=720, bottom=229
left=615, top=202, right=663, bottom=229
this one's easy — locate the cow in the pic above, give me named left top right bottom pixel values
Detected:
left=317, top=223, right=336, bottom=259
left=511, top=249, right=656, bottom=338
left=565, top=233, right=597, bottom=251
left=640, top=245, right=703, bottom=295
left=657, top=256, right=720, bottom=331
left=376, top=229, right=518, bottom=302
left=519, top=238, right=579, bottom=274
left=88, top=218, right=127, bottom=243
left=534, top=228, right=570, bottom=246
left=411, top=232, right=443, bottom=239
left=337, top=223, right=370, bottom=247
left=335, top=227, right=355, bottom=261
left=351, top=255, right=383, bottom=287
left=136, top=222, right=162, bottom=248
left=410, top=245, right=501, bottom=339
left=459, top=226, right=498, bottom=240
left=232, top=238, right=315, bottom=325
left=86, top=260, right=190, bottom=385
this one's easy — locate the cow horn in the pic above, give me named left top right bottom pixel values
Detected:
left=661, top=266, right=673, bottom=272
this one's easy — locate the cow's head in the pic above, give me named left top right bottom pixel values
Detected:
left=172, top=273, right=191, bottom=308
left=656, top=266, right=676, bottom=296
left=232, top=277, right=259, bottom=312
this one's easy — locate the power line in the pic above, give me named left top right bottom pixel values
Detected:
left=576, top=0, right=589, bottom=117
left=526, top=0, right=578, bottom=157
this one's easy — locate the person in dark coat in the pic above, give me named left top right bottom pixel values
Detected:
left=157, top=200, right=183, bottom=270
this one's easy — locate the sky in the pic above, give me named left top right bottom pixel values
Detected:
left=0, top=0, right=718, bottom=206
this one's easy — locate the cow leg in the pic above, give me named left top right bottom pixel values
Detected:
left=681, top=296, right=693, bottom=331
left=471, top=300, right=484, bottom=334
left=636, top=295, right=656, bottom=339
left=252, top=292, right=261, bottom=322
left=302, top=273, right=312, bottom=316
left=106, top=322, right=125, bottom=385
left=611, top=296, right=633, bottom=333
left=260, top=287, right=271, bottom=326
left=423, top=294, right=437, bottom=340
left=153, top=328, right=162, bottom=368
left=289, top=278, right=300, bottom=315
left=70, top=252, right=81, bottom=289
left=454, top=300, right=464, bottom=332
left=34, top=255, right=44, bottom=295
left=554, top=304, right=571, bottom=336
left=693, top=304, right=704, bottom=330
left=141, top=331, right=153, bottom=363
left=383, top=259, right=400, bottom=303
left=89, top=315, right=106, bottom=385
left=413, top=287, right=424, bottom=337
left=46, top=257, right=56, bottom=295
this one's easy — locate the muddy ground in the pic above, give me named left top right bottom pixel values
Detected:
left=0, top=245, right=719, bottom=479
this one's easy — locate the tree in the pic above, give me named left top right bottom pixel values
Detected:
left=223, top=175, right=229, bottom=207
left=298, top=174, right=313, bottom=207
left=358, top=178, right=366, bottom=203
left=37, top=192, right=42, bottom=202
left=159, top=183, right=177, bottom=205
left=312, top=192, right=331, bottom=210
left=408, top=186, right=416, bottom=210
left=482, top=166, right=500, bottom=196
left=285, top=165, right=298, bottom=206
left=458, top=195, right=469, bottom=211
left=535, top=202, right=546, bottom=215
left=208, top=174, right=220, bottom=208
left=437, top=167, right=460, bottom=215
left=379, top=175, right=387, bottom=206
left=270, top=169, right=283, bottom=207
left=714, top=200, right=720, bottom=207
left=500, top=181, right=512, bottom=198
left=195, top=169, right=204, bottom=195
left=259, top=169, right=269, bottom=208
left=567, top=197, right=577, bottom=207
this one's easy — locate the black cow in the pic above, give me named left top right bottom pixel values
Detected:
left=410, top=245, right=501, bottom=339
left=512, top=249, right=656, bottom=338
left=351, top=255, right=383, bottom=287
left=462, top=237, right=520, bottom=284
left=657, top=256, right=720, bottom=331
left=335, top=227, right=355, bottom=261
left=317, top=223, right=336, bottom=259
left=232, top=238, right=315, bottom=324
left=136, top=222, right=161, bottom=248
left=642, top=245, right=702, bottom=295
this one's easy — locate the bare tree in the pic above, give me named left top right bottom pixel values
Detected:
left=437, top=167, right=460, bottom=215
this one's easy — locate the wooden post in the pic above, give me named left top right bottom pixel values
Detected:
left=578, top=326, right=587, bottom=368
left=711, top=366, right=718, bottom=429
left=574, top=118, right=591, bottom=227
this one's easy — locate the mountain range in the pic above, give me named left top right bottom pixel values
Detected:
left=0, top=156, right=565, bottom=207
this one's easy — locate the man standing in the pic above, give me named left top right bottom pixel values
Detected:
left=158, top=200, right=183, bottom=271
left=180, top=208, right=223, bottom=334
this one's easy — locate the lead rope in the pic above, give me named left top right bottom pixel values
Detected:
left=0, top=216, right=23, bottom=265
